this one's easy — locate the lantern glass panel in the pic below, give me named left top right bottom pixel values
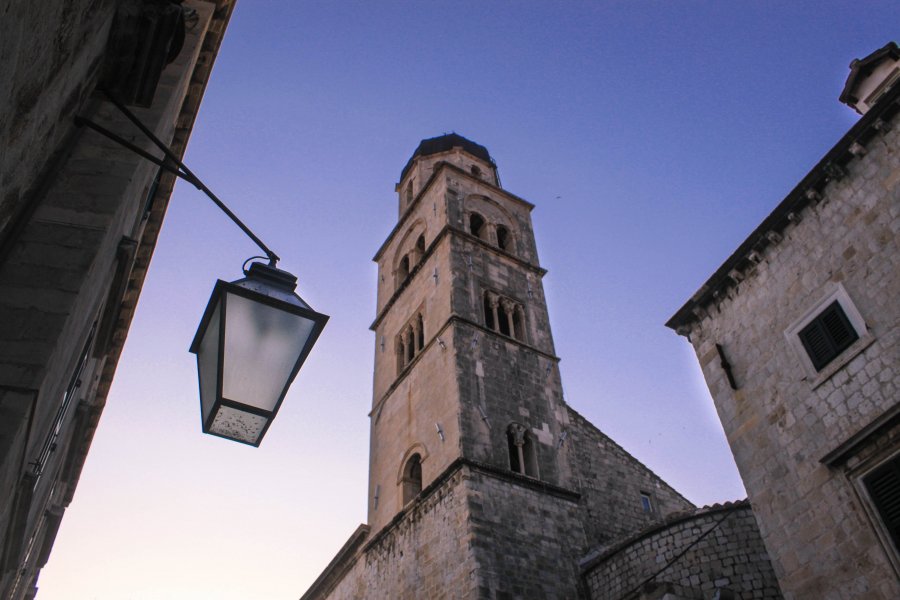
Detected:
left=221, top=291, right=317, bottom=411
left=208, top=406, right=268, bottom=444
left=197, top=302, right=222, bottom=423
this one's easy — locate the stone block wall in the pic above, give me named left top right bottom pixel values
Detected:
left=564, top=407, right=694, bottom=547
left=0, top=0, right=117, bottom=242
left=677, top=95, right=900, bottom=598
left=306, top=462, right=593, bottom=600
left=582, top=502, right=782, bottom=600
left=307, top=467, right=480, bottom=600
left=466, top=467, right=584, bottom=599
left=454, top=319, right=567, bottom=485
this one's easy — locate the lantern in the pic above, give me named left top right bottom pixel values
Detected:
left=189, top=262, right=328, bottom=446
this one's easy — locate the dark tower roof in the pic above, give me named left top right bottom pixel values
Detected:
left=400, top=133, right=492, bottom=182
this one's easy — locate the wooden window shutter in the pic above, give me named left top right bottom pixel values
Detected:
left=865, top=456, right=900, bottom=550
left=798, top=301, right=858, bottom=371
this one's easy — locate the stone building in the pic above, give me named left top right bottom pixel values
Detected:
left=301, top=134, right=782, bottom=600
left=667, top=43, right=900, bottom=599
left=0, top=2, right=234, bottom=597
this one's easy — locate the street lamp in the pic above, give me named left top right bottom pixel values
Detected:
left=75, top=92, right=328, bottom=446
left=190, top=263, right=327, bottom=446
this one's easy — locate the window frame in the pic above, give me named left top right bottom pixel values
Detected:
left=784, top=283, right=872, bottom=387
left=848, top=446, right=900, bottom=578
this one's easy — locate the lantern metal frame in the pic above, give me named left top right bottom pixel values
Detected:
left=190, top=269, right=328, bottom=446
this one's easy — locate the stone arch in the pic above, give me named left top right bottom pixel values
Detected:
left=469, top=212, right=488, bottom=241
left=393, top=219, right=427, bottom=288
left=397, top=444, right=429, bottom=505
left=463, top=194, right=517, bottom=252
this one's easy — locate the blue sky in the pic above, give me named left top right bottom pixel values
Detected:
left=38, top=3, right=898, bottom=598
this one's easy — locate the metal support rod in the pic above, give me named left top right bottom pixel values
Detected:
left=75, top=92, right=280, bottom=265
left=74, top=116, right=184, bottom=181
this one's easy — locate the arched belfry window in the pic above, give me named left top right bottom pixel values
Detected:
left=397, top=312, right=426, bottom=374
left=507, top=423, right=538, bottom=478
left=497, top=300, right=511, bottom=336
left=470, top=213, right=487, bottom=241
left=405, top=326, right=415, bottom=363
left=396, top=337, right=407, bottom=375
left=496, top=225, right=511, bottom=252
left=402, top=453, right=423, bottom=504
left=415, top=234, right=426, bottom=264
left=483, top=294, right=495, bottom=330
left=483, top=291, right=525, bottom=342
left=416, top=314, right=425, bottom=351
left=397, top=255, right=410, bottom=288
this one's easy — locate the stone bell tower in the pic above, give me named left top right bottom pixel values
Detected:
left=302, top=134, right=692, bottom=600
left=368, top=133, right=574, bottom=531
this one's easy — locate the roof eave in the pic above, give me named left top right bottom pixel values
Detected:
left=667, top=81, right=900, bottom=333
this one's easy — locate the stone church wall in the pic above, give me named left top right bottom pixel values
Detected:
left=582, top=502, right=782, bottom=600
left=564, top=406, right=694, bottom=547
left=311, top=468, right=479, bottom=600
left=463, top=466, right=585, bottom=599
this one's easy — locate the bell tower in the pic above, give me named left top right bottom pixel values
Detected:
left=301, top=134, right=693, bottom=600
left=368, top=133, right=572, bottom=532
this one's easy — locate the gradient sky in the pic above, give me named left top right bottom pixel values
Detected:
left=36, top=2, right=899, bottom=599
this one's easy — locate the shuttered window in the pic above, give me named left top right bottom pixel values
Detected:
left=798, top=301, right=859, bottom=371
left=865, top=456, right=900, bottom=551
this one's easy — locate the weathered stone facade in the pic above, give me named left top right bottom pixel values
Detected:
left=0, top=2, right=234, bottom=597
left=303, top=134, right=778, bottom=599
left=582, top=502, right=781, bottom=600
left=668, top=51, right=900, bottom=599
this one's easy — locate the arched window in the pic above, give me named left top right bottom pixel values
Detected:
left=512, top=305, right=524, bottom=342
left=402, top=453, right=423, bottom=504
left=416, top=234, right=426, bottom=263
left=396, top=337, right=406, bottom=374
left=484, top=291, right=525, bottom=340
left=483, top=293, right=496, bottom=330
left=405, top=181, right=413, bottom=206
left=497, top=300, right=511, bottom=337
left=507, top=424, right=538, bottom=478
left=397, top=255, right=410, bottom=287
left=496, top=225, right=511, bottom=252
left=469, top=213, right=487, bottom=240
left=416, top=314, right=425, bottom=351
left=405, top=327, right=415, bottom=363
left=470, top=165, right=482, bottom=178
left=396, top=312, right=426, bottom=376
